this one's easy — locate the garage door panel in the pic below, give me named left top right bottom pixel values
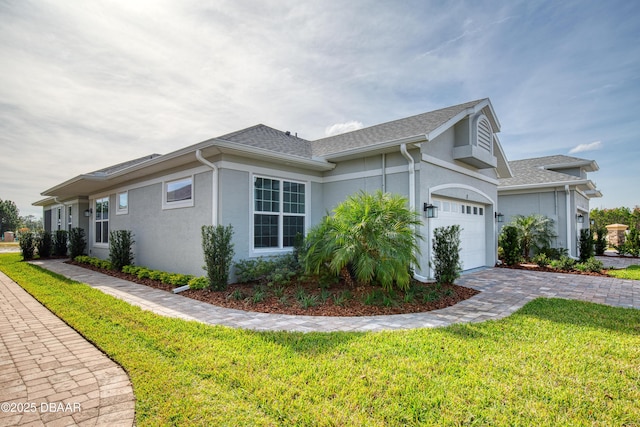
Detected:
left=431, top=199, right=486, bottom=270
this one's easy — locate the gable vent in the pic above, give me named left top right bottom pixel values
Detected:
left=477, top=117, right=492, bottom=152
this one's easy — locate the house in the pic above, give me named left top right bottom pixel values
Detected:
left=34, top=98, right=513, bottom=281
left=497, top=155, right=602, bottom=258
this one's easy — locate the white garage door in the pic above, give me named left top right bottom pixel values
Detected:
left=431, top=198, right=486, bottom=270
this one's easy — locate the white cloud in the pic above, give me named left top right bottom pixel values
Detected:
left=324, top=121, right=364, bottom=137
left=569, top=141, right=603, bottom=154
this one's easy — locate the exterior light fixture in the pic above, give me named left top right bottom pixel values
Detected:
left=576, top=214, right=584, bottom=223
left=423, top=203, right=438, bottom=219
left=495, top=212, right=504, bottom=223
left=84, top=208, right=92, bottom=217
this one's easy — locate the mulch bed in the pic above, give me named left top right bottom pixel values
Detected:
left=67, top=260, right=479, bottom=317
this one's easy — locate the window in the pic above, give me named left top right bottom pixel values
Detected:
left=57, top=207, right=62, bottom=230
left=68, top=206, right=72, bottom=232
left=117, top=191, right=128, bottom=215
left=253, top=176, right=305, bottom=249
left=164, top=177, right=193, bottom=209
left=95, top=197, right=109, bottom=244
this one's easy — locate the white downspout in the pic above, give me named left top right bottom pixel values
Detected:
left=381, top=153, right=386, bottom=192
left=401, top=143, right=422, bottom=279
left=565, top=184, right=572, bottom=257
left=196, top=149, right=218, bottom=226
left=400, top=144, right=415, bottom=210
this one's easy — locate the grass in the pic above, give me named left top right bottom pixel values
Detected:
left=1, top=253, right=639, bottom=426
left=609, top=264, right=640, bottom=280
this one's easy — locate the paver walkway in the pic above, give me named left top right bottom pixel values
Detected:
left=31, top=259, right=640, bottom=333
left=0, top=271, right=135, bottom=427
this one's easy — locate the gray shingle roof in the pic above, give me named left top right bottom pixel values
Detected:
left=217, top=124, right=313, bottom=158
left=311, top=99, right=487, bottom=157
left=498, top=155, right=595, bottom=187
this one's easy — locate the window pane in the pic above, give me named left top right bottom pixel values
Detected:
left=254, top=177, right=279, bottom=212
left=167, top=178, right=192, bottom=202
left=283, top=181, right=305, bottom=214
left=283, top=216, right=304, bottom=247
left=103, top=222, right=109, bottom=243
left=254, top=214, right=278, bottom=248
left=102, top=200, right=109, bottom=219
left=96, top=222, right=102, bottom=243
left=118, top=192, right=128, bottom=210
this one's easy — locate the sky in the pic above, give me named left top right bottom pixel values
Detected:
left=1, top=0, right=639, bottom=218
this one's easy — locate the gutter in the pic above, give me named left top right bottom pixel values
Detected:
left=196, top=149, right=218, bottom=226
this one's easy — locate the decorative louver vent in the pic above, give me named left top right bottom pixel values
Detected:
left=477, top=117, right=492, bottom=152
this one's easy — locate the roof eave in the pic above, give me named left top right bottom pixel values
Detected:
left=322, top=135, right=427, bottom=161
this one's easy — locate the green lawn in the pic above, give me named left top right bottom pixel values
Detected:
left=1, top=253, right=639, bottom=426
left=609, top=264, right=640, bottom=280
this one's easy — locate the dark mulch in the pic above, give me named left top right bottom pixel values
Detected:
left=67, top=260, right=479, bottom=317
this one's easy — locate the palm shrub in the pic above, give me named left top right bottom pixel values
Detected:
left=37, top=231, right=52, bottom=258
left=510, top=214, right=556, bottom=260
left=201, top=224, right=235, bottom=290
left=594, top=227, right=607, bottom=255
left=69, top=227, right=86, bottom=258
left=19, top=231, right=36, bottom=260
left=578, top=228, right=594, bottom=262
left=303, top=190, right=422, bottom=292
left=431, top=225, right=462, bottom=285
left=53, top=230, right=68, bottom=256
left=109, top=230, right=135, bottom=271
left=499, top=225, right=521, bottom=266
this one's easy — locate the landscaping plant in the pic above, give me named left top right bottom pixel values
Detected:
left=201, top=224, right=235, bottom=290
left=431, top=224, right=462, bottom=285
left=578, top=228, right=594, bottom=262
left=18, top=231, right=36, bottom=260
left=109, top=229, right=135, bottom=271
left=510, top=214, right=556, bottom=260
left=69, top=227, right=86, bottom=258
left=53, top=230, right=68, bottom=256
left=303, top=190, right=422, bottom=291
left=594, top=227, right=607, bottom=255
left=36, top=230, right=52, bottom=258
left=499, top=225, right=521, bottom=266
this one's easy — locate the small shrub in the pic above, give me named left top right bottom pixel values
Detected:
left=579, top=228, right=594, bottom=262
left=499, top=225, right=521, bottom=266
left=109, top=230, right=135, bottom=271
left=333, top=291, right=351, bottom=307
left=69, top=228, right=86, bottom=258
left=188, top=276, right=209, bottom=290
left=202, top=224, right=235, bottom=291
left=298, top=294, right=319, bottom=309
left=53, top=230, right=68, bottom=257
left=251, top=286, right=267, bottom=304
left=227, top=288, right=245, bottom=301
left=594, top=227, right=607, bottom=256
left=625, top=227, right=640, bottom=257
left=583, top=257, right=604, bottom=273
left=431, top=225, right=462, bottom=285
left=423, top=289, right=440, bottom=302
left=532, top=253, right=549, bottom=268
left=37, top=231, right=52, bottom=258
left=319, top=288, right=331, bottom=303
left=122, top=265, right=141, bottom=275
left=552, top=256, right=576, bottom=271
left=235, top=254, right=299, bottom=287
left=168, top=274, right=193, bottom=286
left=19, top=231, right=36, bottom=260
left=137, top=268, right=151, bottom=280
left=538, top=247, right=568, bottom=261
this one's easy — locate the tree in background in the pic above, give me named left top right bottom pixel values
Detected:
left=590, top=206, right=640, bottom=230
left=0, top=199, right=20, bottom=237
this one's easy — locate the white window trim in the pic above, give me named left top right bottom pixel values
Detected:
left=116, top=191, right=129, bottom=215
left=162, top=176, right=194, bottom=210
left=250, top=174, right=309, bottom=256
left=94, top=196, right=110, bottom=248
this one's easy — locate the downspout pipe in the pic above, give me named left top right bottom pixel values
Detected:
left=565, top=184, right=572, bottom=257
left=196, top=149, right=218, bottom=226
left=400, top=144, right=415, bottom=210
left=401, top=143, right=421, bottom=278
